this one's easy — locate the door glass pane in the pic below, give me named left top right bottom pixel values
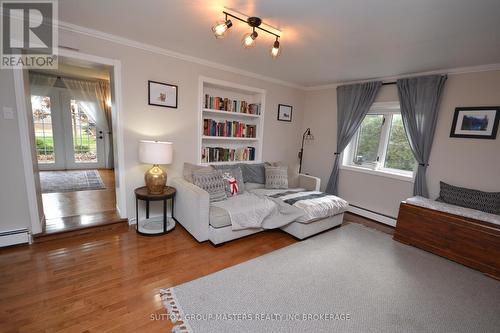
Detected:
left=384, top=114, right=416, bottom=172
left=71, top=100, right=98, bottom=163
left=353, top=115, right=384, bottom=165
left=31, top=95, right=55, bottom=164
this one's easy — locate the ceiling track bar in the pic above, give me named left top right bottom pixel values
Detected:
left=223, top=11, right=281, bottom=39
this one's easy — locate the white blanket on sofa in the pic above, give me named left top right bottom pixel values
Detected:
left=211, top=192, right=304, bottom=231
left=249, top=189, right=349, bottom=223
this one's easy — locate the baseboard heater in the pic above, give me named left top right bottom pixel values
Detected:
left=348, top=205, right=397, bottom=227
left=0, top=228, right=30, bottom=247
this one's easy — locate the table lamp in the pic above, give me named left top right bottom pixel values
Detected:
left=139, top=140, right=173, bottom=194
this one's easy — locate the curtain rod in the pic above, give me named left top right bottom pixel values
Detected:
left=382, top=81, right=397, bottom=86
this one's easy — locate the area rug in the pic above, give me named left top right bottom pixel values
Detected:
left=161, top=224, right=500, bottom=333
left=40, top=170, right=105, bottom=193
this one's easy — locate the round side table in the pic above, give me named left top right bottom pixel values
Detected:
left=134, top=186, right=177, bottom=236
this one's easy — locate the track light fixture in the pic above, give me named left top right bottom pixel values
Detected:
left=212, top=9, right=282, bottom=58
left=211, top=14, right=233, bottom=39
left=271, top=38, right=281, bottom=58
left=242, top=28, right=258, bottom=48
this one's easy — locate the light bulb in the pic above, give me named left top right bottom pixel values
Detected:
left=241, top=31, right=258, bottom=48
left=270, top=39, right=281, bottom=58
left=212, top=19, right=232, bottom=39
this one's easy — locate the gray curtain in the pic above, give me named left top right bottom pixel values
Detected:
left=325, top=81, right=382, bottom=194
left=397, top=75, right=447, bottom=198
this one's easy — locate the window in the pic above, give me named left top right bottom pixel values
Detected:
left=70, top=100, right=98, bottom=163
left=31, top=95, right=55, bottom=164
left=343, top=103, right=416, bottom=179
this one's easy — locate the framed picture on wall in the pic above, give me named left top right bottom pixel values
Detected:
left=148, top=80, right=178, bottom=108
left=277, top=104, right=293, bottom=122
left=450, top=107, right=500, bottom=139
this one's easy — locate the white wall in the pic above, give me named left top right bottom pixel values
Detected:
left=0, top=70, right=31, bottom=232
left=3, top=25, right=499, bottom=232
left=1, top=28, right=306, bottom=228
left=302, top=70, right=500, bottom=218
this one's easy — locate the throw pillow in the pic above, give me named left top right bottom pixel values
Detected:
left=265, top=165, right=288, bottom=189
left=214, top=166, right=245, bottom=197
left=183, top=163, right=213, bottom=183
left=192, top=169, right=227, bottom=203
left=238, top=162, right=270, bottom=184
left=272, top=161, right=299, bottom=187
left=436, top=181, right=500, bottom=215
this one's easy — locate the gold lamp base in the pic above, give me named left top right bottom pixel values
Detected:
left=145, top=164, right=167, bottom=194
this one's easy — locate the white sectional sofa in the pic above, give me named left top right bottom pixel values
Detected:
left=172, top=166, right=346, bottom=245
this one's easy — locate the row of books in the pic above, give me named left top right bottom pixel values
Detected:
left=201, top=147, right=256, bottom=163
left=204, top=94, right=261, bottom=115
left=203, top=119, right=257, bottom=138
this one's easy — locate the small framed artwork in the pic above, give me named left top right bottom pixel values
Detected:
left=148, top=80, right=178, bottom=108
left=450, top=107, right=500, bottom=139
left=277, top=104, right=293, bottom=122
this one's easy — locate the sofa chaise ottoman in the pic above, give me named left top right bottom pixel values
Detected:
left=172, top=162, right=348, bottom=245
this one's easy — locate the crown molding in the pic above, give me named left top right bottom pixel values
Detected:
left=57, top=21, right=304, bottom=90
left=303, top=63, right=500, bottom=91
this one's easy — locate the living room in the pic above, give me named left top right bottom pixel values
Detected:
left=0, top=1, right=499, bottom=332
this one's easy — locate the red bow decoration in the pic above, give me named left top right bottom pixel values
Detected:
left=229, top=178, right=238, bottom=195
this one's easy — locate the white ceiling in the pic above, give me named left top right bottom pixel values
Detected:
left=59, top=0, right=500, bottom=87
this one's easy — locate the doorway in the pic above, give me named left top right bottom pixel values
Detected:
left=26, top=57, right=126, bottom=238
left=31, top=90, right=106, bottom=170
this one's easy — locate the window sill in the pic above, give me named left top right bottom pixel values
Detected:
left=340, top=164, right=415, bottom=183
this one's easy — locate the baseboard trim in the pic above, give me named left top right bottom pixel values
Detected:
left=0, top=229, right=30, bottom=247
left=347, top=205, right=397, bottom=227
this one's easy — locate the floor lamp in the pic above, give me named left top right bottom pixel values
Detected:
left=298, top=128, right=314, bottom=174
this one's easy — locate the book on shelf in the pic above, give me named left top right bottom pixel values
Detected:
left=203, top=119, right=257, bottom=138
left=204, top=94, right=261, bottom=115
left=201, top=146, right=256, bottom=163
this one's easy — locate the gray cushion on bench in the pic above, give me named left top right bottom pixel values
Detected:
left=406, top=196, right=500, bottom=226
left=437, top=181, right=500, bottom=215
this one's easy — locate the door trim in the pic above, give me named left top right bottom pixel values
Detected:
left=14, top=49, right=127, bottom=235
left=14, top=69, right=43, bottom=235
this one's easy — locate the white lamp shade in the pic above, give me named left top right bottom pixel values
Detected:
left=139, top=140, right=173, bottom=165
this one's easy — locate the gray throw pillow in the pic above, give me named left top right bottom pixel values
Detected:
left=436, top=181, right=500, bottom=215
left=265, top=165, right=288, bottom=189
left=238, top=162, right=270, bottom=184
left=183, top=163, right=213, bottom=183
left=213, top=165, right=245, bottom=196
left=192, top=169, right=227, bottom=203
left=272, top=161, right=299, bottom=188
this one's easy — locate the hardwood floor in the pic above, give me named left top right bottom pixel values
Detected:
left=40, top=170, right=124, bottom=238
left=42, top=169, right=116, bottom=219
left=0, top=214, right=392, bottom=333
left=343, top=212, right=395, bottom=235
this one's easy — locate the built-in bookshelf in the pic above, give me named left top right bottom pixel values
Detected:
left=198, top=76, right=265, bottom=165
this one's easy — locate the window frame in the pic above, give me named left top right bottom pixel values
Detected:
left=342, top=102, right=416, bottom=182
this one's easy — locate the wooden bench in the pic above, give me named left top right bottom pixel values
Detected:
left=394, top=202, right=500, bottom=280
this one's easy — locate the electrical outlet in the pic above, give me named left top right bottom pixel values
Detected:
left=3, top=107, right=14, bottom=120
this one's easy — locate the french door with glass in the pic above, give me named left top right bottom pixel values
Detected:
left=31, top=88, right=105, bottom=170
